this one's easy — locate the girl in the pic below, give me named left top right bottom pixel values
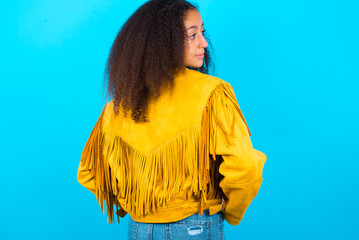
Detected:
left=77, top=0, right=266, bottom=239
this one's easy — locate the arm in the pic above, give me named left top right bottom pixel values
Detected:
left=210, top=83, right=266, bottom=225
left=77, top=162, right=96, bottom=195
left=76, top=106, right=127, bottom=223
left=77, top=109, right=104, bottom=195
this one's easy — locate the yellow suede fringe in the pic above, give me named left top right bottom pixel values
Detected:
left=80, top=82, right=250, bottom=223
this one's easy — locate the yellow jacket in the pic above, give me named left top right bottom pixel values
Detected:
left=77, top=68, right=266, bottom=225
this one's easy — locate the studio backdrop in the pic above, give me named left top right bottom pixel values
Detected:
left=0, top=0, right=358, bottom=239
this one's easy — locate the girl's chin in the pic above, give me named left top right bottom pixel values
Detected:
left=188, top=61, right=204, bottom=68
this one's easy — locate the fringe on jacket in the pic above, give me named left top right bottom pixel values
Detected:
left=79, top=82, right=250, bottom=223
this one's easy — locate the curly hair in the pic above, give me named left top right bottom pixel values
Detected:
left=104, top=0, right=214, bottom=122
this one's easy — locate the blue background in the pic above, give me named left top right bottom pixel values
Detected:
left=1, top=0, right=358, bottom=239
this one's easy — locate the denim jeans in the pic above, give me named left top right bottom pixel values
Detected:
left=128, top=210, right=224, bottom=240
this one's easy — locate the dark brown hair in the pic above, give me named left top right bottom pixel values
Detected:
left=104, top=0, right=214, bottom=122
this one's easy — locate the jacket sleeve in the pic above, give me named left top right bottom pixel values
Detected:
left=77, top=105, right=127, bottom=223
left=77, top=161, right=96, bottom=195
left=77, top=109, right=104, bottom=195
left=209, top=83, right=267, bottom=225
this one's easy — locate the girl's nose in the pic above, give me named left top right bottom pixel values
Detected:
left=199, top=35, right=208, bottom=48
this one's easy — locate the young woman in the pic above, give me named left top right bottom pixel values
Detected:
left=77, top=0, right=266, bottom=239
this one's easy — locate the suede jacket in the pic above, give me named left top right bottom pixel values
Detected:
left=77, top=68, right=266, bottom=225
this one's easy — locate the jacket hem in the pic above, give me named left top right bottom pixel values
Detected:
left=129, top=199, right=222, bottom=223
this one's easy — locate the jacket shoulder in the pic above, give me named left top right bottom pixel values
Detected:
left=173, top=69, right=231, bottom=104
left=181, top=69, right=228, bottom=89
